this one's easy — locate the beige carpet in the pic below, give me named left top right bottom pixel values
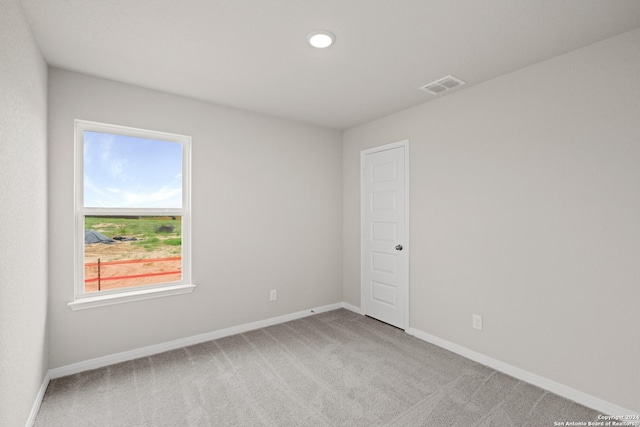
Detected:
left=35, top=309, right=600, bottom=426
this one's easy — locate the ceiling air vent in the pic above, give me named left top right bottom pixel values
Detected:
left=419, top=75, right=465, bottom=95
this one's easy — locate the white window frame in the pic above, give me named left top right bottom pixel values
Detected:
left=69, top=120, right=194, bottom=310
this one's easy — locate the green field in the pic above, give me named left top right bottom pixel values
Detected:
left=85, top=216, right=182, bottom=253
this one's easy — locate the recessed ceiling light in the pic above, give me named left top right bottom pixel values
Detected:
left=308, top=31, right=335, bottom=48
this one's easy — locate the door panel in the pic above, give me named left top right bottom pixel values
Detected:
left=372, top=222, right=397, bottom=242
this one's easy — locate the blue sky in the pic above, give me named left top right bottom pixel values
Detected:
left=84, top=131, right=183, bottom=208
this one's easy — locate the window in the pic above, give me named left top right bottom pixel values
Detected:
left=70, top=120, right=193, bottom=310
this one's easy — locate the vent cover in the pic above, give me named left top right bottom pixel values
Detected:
left=419, top=75, right=465, bottom=95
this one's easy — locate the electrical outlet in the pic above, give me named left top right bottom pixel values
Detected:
left=270, top=289, right=277, bottom=301
left=472, top=314, right=483, bottom=331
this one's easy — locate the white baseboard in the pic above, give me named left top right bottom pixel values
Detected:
left=26, top=371, right=50, bottom=427
left=341, top=302, right=362, bottom=314
left=49, top=302, right=342, bottom=379
left=37, top=305, right=637, bottom=425
left=406, top=327, right=639, bottom=420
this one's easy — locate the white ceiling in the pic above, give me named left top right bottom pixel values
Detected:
left=20, top=0, right=640, bottom=129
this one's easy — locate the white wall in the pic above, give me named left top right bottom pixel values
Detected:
left=48, top=68, right=343, bottom=368
left=0, top=0, right=49, bottom=425
left=343, top=28, right=640, bottom=412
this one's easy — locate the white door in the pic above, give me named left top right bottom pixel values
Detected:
left=361, top=141, right=408, bottom=329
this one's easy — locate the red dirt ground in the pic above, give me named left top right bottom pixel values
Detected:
left=84, top=241, right=181, bottom=292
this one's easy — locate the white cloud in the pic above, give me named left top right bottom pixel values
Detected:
left=122, top=186, right=182, bottom=208
left=109, top=158, right=127, bottom=180
left=84, top=176, right=106, bottom=198
left=98, top=134, right=116, bottom=163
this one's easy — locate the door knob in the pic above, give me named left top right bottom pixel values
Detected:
left=395, top=244, right=403, bottom=251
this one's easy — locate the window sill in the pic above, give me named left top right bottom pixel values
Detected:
left=68, top=283, right=196, bottom=311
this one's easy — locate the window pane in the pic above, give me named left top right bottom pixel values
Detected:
left=84, top=131, right=183, bottom=208
left=84, top=215, right=182, bottom=293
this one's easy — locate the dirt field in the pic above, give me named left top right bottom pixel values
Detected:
left=84, top=241, right=182, bottom=292
left=84, top=240, right=178, bottom=263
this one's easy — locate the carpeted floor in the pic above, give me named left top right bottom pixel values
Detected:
left=35, top=309, right=601, bottom=426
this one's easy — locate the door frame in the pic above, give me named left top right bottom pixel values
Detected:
left=360, top=139, right=410, bottom=330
